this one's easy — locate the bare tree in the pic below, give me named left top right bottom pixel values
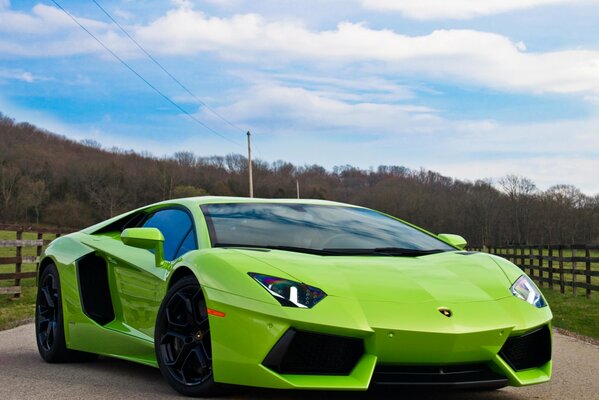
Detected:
left=498, top=174, right=538, bottom=244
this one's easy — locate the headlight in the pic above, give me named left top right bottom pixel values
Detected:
left=510, top=275, right=546, bottom=308
left=248, top=273, right=326, bottom=308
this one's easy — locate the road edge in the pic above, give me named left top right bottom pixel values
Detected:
left=0, top=317, right=33, bottom=333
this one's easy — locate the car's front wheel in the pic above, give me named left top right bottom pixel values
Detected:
left=155, top=275, right=217, bottom=397
left=35, top=263, right=97, bottom=363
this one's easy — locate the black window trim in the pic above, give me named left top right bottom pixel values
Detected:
left=200, top=204, right=218, bottom=247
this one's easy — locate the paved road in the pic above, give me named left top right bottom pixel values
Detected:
left=1, top=324, right=598, bottom=400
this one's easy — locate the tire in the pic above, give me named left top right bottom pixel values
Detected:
left=35, top=263, right=98, bottom=363
left=155, top=276, right=218, bottom=397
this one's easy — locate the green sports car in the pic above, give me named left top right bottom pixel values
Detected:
left=35, top=196, right=552, bottom=396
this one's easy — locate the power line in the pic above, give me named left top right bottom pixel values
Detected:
left=90, top=0, right=247, bottom=135
left=49, top=0, right=242, bottom=148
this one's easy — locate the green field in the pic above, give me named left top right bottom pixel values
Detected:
left=541, top=289, right=599, bottom=338
left=1, top=232, right=599, bottom=339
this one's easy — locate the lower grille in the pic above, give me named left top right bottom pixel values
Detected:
left=262, top=329, right=364, bottom=375
left=500, top=325, right=551, bottom=371
left=372, top=364, right=508, bottom=388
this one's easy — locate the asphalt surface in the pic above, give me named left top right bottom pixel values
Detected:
left=0, top=324, right=598, bottom=400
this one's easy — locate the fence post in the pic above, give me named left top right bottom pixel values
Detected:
left=520, top=245, right=525, bottom=271
left=538, top=245, right=544, bottom=287
left=14, top=227, right=23, bottom=299
left=548, top=245, right=554, bottom=290
left=528, top=245, right=534, bottom=278
left=36, top=231, right=43, bottom=272
left=572, top=247, right=577, bottom=297
left=585, top=246, right=592, bottom=299
left=558, top=245, right=565, bottom=294
left=511, top=245, right=516, bottom=265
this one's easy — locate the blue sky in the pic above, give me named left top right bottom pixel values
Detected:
left=1, top=0, right=599, bottom=192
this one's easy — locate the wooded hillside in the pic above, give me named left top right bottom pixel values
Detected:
left=1, top=113, right=598, bottom=245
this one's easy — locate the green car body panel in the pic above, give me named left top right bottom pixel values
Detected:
left=39, top=196, right=552, bottom=390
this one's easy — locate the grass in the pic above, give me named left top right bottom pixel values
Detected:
left=1, top=232, right=599, bottom=339
left=0, top=285, right=36, bottom=330
left=541, top=288, right=599, bottom=338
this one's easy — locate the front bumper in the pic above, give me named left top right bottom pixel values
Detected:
left=203, top=286, right=552, bottom=390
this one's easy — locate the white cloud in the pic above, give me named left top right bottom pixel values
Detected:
left=0, top=4, right=107, bottom=35
left=230, top=70, right=416, bottom=102
left=133, top=8, right=599, bottom=94
left=4, top=4, right=599, bottom=95
left=113, top=8, right=133, bottom=21
left=0, top=0, right=9, bottom=10
left=361, top=0, right=579, bottom=20
left=0, top=68, right=45, bottom=83
left=201, top=81, right=440, bottom=133
left=0, top=4, right=136, bottom=57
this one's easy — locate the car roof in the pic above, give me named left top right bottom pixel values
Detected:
left=173, top=196, right=355, bottom=208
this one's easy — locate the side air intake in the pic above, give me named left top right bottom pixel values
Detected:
left=76, top=253, right=115, bottom=326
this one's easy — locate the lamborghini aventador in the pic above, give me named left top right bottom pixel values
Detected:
left=35, top=197, right=552, bottom=396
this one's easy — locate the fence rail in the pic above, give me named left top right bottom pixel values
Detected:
left=471, top=244, right=599, bottom=298
left=0, top=224, right=74, bottom=299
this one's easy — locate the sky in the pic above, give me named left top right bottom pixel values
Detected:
left=1, top=0, right=599, bottom=193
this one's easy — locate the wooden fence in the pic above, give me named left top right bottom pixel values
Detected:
left=0, top=224, right=74, bottom=298
left=470, top=244, right=599, bottom=298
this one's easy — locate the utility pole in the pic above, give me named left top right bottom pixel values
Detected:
left=296, top=179, right=300, bottom=199
left=247, top=131, right=253, bottom=198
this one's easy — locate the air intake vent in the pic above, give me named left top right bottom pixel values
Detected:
left=500, top=325, right=551, bottom=371
left=372, top=363, right=508, bottom=388
left=263, top=329, right=363, bottom=375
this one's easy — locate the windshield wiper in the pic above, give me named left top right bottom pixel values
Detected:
left=214, top=243, right=447, bottom=257
left=213, top=243, right=339, bottom=256
left=322, top=247, right=448, bottom=256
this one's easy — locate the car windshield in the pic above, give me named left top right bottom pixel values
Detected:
left=201, top=203, right=454, bottom=255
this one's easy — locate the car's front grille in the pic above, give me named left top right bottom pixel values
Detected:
left=500, top=325, right=551, bottom=371
left=262, top=329, right=364, bottom=375
left=371, top=363, right=508, bottom=388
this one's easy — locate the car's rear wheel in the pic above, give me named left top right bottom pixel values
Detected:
left=35, top=263, right=97, bottom=363
left=155, top=276, right=217, bottom=397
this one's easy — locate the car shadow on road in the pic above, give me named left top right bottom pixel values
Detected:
left=230, top=385, right=529, bottom=400
left=0, top=347, right=529, bottom=400
left=44, top=356, right=529, bottom=400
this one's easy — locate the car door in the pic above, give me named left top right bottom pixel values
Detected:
left=110, top=207, right=198, bottom=340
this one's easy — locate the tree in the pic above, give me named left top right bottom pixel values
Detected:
left=498, top=174, right=538, bottom=244
left=173, top=185, right=207, bottom=198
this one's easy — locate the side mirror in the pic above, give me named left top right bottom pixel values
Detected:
left=438, top=233, right=467, bottom=250
left=121, top=227, right=166, bottom=267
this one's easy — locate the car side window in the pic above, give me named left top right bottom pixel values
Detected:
left=142, top=209, right=196, bottom=261
left=175, top=229, right=196, bottom=259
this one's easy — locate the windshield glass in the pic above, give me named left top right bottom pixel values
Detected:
left=201, top=203, right=454, bottom=254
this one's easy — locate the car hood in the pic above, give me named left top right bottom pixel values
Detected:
left=233, top=249, right=512, bottom=304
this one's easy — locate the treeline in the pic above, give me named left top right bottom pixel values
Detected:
left=1, top=113, right=598, bottom=245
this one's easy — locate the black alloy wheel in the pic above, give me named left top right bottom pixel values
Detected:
left=35, top=263, right=97, bottom=363
left=37, top=271, right=59, bottom=352
left=155, top=276, right=217, bottom=397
